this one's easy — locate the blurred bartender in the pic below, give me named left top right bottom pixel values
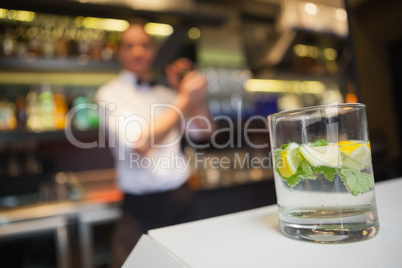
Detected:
left=96, top=19, right=213, bottom=267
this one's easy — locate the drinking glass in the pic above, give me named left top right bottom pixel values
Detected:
left=268, top=103, right=379, bottom=243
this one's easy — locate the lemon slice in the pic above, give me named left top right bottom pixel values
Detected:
left=339, top=142, right=372, bottom=170
left=277, top=143, right=300, bottom=178
left=335, top=140, right=371, bottom=170
left=300, top=144, right=342, bottom=168
left=336, top=140, right=363, bottom=155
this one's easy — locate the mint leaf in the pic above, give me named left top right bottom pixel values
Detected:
left=284, top=172, right=302, bottom=187
left=338, top=169, right=375, bottom=196
left=313, top=139, right=329, bottom=147
left=312, top=166, right=338, bottom=181
left=299, top=160, right=315, bottom=179
left=276, top=160, right=316, bottom=188
left=281, top=143, right=289, bottom=150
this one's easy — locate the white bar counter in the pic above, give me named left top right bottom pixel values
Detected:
left=124, top=178, right=402, bottom=268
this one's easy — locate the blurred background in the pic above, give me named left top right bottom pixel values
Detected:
left=0, top=0, right=401, bottom=267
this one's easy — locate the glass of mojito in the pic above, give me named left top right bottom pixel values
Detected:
left=268, top=103, right=379, bottom=243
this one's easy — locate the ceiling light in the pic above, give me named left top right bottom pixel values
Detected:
left=245, top=79, right=325, bottom=94
left=335, top=8, right=347, bottom=21
left=304, top=3, right=318, bottom=15
left=188, top=27, right=201, bottom=39
left=144, top=22, right=173, bottom=36
left=75, top=16, right=129, bottom=32
left=0, top=8, right=36, bottom=22
left=323, top=48, right=338, bottom=61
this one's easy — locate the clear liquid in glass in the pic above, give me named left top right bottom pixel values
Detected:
left=273, top=141, right=380, bottom=243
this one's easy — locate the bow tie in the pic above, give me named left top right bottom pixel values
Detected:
left=136, top=78, right=156, bottom=87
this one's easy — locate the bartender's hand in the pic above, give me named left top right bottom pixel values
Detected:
left=178, top=70, right=208, bottom=113
left=166, top=58, right=194, bottom=90
left=136, top=70, right=208, bottom=155
left=179, top=71, right=215, bottom=140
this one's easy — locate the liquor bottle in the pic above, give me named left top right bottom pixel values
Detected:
left=72, top=96, right=90, bottom=130
left=15, top=25, right=28, bottom=58
left=7, top=152, right=21, bottom=177
left=26, top=90, right=42, bottom=131
left=2, top=28, right=17, bottom=56
left=27, top=25, right=43, bottom=57
left=39, top=84, right=55, bottom=130
left=16, top=95, right=27, bottom=129
left=54, top=87, right=68, bottom=129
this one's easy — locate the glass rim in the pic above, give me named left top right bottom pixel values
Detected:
left=268, top=103, right=366, bottom=119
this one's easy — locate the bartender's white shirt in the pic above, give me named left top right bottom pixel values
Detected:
left=96, top=70, right=190, bottom=195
